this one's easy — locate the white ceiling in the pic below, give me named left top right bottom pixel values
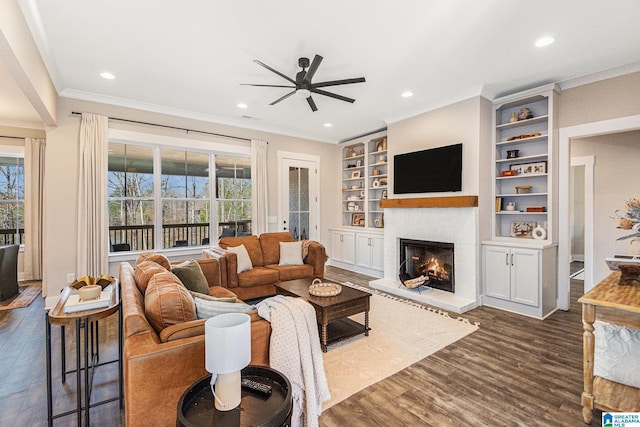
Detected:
left=13, top=0, right=640, bottom=142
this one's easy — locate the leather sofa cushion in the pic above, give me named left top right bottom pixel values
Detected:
left=134, top=260, right=169, bottom=294
left=219, top=235, right=264, bottom=267
left=144, top=272, right=197, bottom=334
left=136, top=251, right=172, bottom=270
left=238, top=267, right=279, bottom=288
left=265, top=264, right=314, bottom=281
left=259, top=232, right=293, bottom=265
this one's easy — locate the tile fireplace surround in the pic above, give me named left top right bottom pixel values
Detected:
left=370, top=199, right=479, bottom=313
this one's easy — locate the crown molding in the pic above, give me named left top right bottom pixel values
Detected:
left=558, top=62, right=640, bottom=90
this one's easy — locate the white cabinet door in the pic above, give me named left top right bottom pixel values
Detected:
left=331, top=231, right=344, bottom=262
left=331, top=230, right=356, bottom=265
left=510, top=248, right=540, bottom=307
left=355, top=234, right=371, bottom=268
left=369, top=234, right=384, bottom=271
left=342, top=232, right=356, bottom=265
left=483, top=245, right=511, bottom=300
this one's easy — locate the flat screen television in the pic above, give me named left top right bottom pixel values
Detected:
left=394, top=143, right=462, bottom=194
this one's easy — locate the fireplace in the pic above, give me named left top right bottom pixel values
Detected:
left=398, top=238, right=454, bottom=293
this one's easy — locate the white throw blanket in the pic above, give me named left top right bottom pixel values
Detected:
left=257, top=295, right=330, bottom=427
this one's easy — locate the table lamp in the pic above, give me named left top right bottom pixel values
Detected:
left=205, top=313, right=251, bottom=411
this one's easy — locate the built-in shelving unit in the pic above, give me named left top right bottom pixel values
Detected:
left=340, top=132, right=387, bottom=228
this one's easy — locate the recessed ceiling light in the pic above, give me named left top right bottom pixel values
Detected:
left=100, top=71, right=115, bottom=80
left=535, top=36, right=555, bottom=47
left=324, top=123, right=332, bottom=128
left=401, top=91, right=413, bottom=98
left=237, top=103, right=248, bottom=109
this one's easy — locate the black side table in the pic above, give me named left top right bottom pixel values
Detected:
left=177, top=366, right=292, bottom=427
left=45, top=283, right=123, bottom=426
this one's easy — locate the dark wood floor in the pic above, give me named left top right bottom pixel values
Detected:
left=0, top=265, right=597, bottom=426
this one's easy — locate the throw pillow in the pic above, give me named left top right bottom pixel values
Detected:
left=172, top=260, right=209, bottom=295
left=193, top=296, right=256, bottom=320
left=136, top=251, right=172, bottom=271
left=134, top=260, right=168, bottom=294
left=187, top=289, right=237, bottom=303
left=144, top=272, right=197, bottom=334
left=226, top=244, right=253, bottom=274
left=279, top=241, right=304, bottom=266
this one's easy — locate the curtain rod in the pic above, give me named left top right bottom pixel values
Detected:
left=71, top=111, right=252, bottom=143
left=0, top=135, right=26, bottom=140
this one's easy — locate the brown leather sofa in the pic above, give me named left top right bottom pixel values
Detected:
left=120, top=258, right=271, bottom=427
left=203, top=232, right=327, bottom=300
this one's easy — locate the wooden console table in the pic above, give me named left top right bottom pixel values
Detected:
left=579, top=271, right=640, bottom=424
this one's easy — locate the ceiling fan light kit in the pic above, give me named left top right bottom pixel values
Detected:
left=242, top=54, right=366, bottom=112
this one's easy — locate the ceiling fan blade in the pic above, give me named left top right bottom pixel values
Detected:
left=303, top=55, right=323, bottom=84
left=312, top=77, right=366, bottom=88
left=311, top=88, right=355, bottom=103
left=307, top=96, right=318, bottom=112
left=254, top=60, right=296, bottom=84
left=269, top=90, right=296, bottom=105
left=240, top=83, right=296, bottom=88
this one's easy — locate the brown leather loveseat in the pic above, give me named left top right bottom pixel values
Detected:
left=203, top=232, right=327, bottom=300
left=120, top=256, right=271, bottom=427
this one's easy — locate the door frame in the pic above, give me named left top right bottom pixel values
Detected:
left=276, top=150, right=321, bottom=240
left=569, top=155, right=594, bottom=290
left=558, top=114, right=640, bottom=310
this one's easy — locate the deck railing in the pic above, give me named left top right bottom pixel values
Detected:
left=0, top=228, right=24, bottom=245
left=108, top=220, right=251, bottom=252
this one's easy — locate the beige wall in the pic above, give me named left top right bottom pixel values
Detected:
left=570, top=130, right=640, bottom=283
left=43, top=97, right=339, bottom=297
left=559, top=71, right=640, bottom=128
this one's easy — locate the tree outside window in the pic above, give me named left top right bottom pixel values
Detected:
left=216, top=156, right=252, bottom=237
left=0, top=156, right=24, bottom=245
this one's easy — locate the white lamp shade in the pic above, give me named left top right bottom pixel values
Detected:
left=205, top=313, right=251, bottom=374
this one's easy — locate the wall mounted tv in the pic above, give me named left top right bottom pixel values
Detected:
left=394, top=143, right=462, bottom=194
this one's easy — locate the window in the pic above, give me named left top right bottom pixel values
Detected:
left=108, top=144, right=154, bottom=251
left=216, top=156, right=252, bottom=237
left=0, top=156, right=24, bottom=245
left=107, top=140, right=251, bottom=252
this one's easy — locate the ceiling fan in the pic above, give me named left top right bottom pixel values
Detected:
left=241, top=55, right=365, bottom=112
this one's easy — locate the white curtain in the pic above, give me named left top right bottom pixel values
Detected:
left=251, top=139, right=268, bottom=235
left=77, top=113, right=108, bottom=277
left=24, top=138, right=45, bottom=280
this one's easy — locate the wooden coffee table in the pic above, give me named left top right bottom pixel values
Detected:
left=275, top=278, right=370, bottom=352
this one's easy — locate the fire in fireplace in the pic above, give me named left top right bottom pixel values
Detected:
left=398, top=238, right=454, bottom=293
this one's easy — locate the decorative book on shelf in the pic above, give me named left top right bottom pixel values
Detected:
left=64, top=289, right=112, bottom=313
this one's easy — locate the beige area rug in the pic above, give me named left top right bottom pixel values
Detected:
left=0, top=281, right=42, bottom=311
left=322, top=282, right=479, bottom=409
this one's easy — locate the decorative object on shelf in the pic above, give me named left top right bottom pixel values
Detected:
left=506, top=149, right=519, bottom=159
left=510, top=161, right=547, bottom=175
left=347, top=202, right=356, bottom=211
left=350, top=184, right=359, bottom=190
left=517, top=107, right=533, bottom=121
left=372, top=179, right=380, bottom=188
left=360, top=191, right=365, bottom=199
left=382, top=190, right=388, bottom=199
left=505, top=202, right=516, bottom=211
left=351, top=171, right=361, bottom=178
left=374, top=217, right=382, bottom=228
left=526, top=206, right=546, bottom=212
left=380, top=178, right=387, bottom=186
left=379, top=155, right=386, bottom=162
left=495, top=197, right=502, bottom=212
left=510, top=221, right=537, bottom=238
left=347, top=147, right=356, bottom=158
left=501, top=170, right=517, bottom=177
left=308, top=278, right=342, bottom=296
left=205, top=313, right=251, bottom=411
left=506, top=132, right=542, bottom=141
left=515, top=185, right=532, bottom=194
left=356, top=160, right=361, bottom=167
left=358, top=148, right=364, bottom=156
left=612, top=197, right=640, bottom=242
left=376, top=138, right=387, bottom=152
left=508, top=112, right=518, bottom=123
left=605, top=255, right=640, bottom=271
left=373, top=169, right=381, bottom=176
left=532, top=226, right=547, bottom=240
left=347, top=164, right=356, bottom=168
left=351, top=213, right=365, bottom=226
